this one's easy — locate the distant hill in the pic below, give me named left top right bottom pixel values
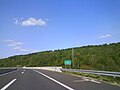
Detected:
left=0, top=42, right=120, bottom=72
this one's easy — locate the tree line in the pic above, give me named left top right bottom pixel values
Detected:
left=0, top=42, right=120, bottom=72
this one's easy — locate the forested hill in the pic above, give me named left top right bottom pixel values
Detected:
left=0, top=42, right=120, bottom=72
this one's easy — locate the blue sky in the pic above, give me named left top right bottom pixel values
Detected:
left=0, top=0, right=120, bottom=58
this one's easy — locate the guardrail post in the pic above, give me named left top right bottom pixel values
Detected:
left=98, top=74, right=102, bottom=81
left=113, top=76, right=117, bottom=84
left=88, top=73, right=90, bottom=77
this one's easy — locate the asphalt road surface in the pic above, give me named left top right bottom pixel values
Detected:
left=0, top=69, right=120, bottom=90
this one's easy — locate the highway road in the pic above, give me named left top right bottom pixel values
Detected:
left=0, top=69, right=120, bottom=90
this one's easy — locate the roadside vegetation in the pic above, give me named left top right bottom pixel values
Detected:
left=63, top=71, right=120, bottom=86
left=0, top=42, right=120, bottom=72
left=0, top=42, right=120, bottom=85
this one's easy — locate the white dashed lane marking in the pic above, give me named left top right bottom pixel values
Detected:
left=1, top=79, right=16, bottom=90
left=21, top=72, right=24, bottom=74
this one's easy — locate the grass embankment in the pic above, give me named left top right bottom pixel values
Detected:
left=63, top=71, right=120, bottom=86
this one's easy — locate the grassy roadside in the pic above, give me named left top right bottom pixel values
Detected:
left=62, top=71, right=120, bottom=86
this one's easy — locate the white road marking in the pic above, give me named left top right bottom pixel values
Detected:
left=1, top=79, right=16, bottom=90
left=74, top=78, right=91, bottom=83
left=74, top=77, right=101, bottom=84
left=21, top=71, right=24, bottom=74
left=34, top=70, right=74, bottom=90
left=83, top=78, right=89, bottom=81
left=0, top=69, right=18, bottom=76
left=90, top=79, right=101, bottom=83
left=73, top=79, right=88, bottom=82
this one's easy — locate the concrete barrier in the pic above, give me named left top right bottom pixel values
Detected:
left=23, top=67, right=62, bottom=72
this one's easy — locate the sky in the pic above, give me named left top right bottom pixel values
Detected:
left=0, top=0, right=120, bottom=58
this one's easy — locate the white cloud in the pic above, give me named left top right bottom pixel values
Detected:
left=19, top=49, right=30, bottom=52
left=14, top=18, right=19, bottom=24
left=3, top=40, right=23, bottom=44
left=12, top=46, right=21, bottom=50
left=98, top=34, right=111, bottom=39
left=5, top=40, right=24, bottom=47
left=3, top=39, right=38, bottom=53
left=3, top=40, right=14, bottom=43
left=8, top=42, right=24, bottom=46
left=14, top=17, right=46, bottom=27
left=14, top=18, right=24, bottom=24
left=8, top=44, right=16, bottom=47
left=13, top=42, right=24, bottom=45
left=19, top=49, right=38, bottom=53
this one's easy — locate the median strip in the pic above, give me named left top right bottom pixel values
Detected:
left=34, top=70, right=74, bottom=90
left=0, top=69, right=18, bottom=76
left=1, top=79, right=16, bottom=90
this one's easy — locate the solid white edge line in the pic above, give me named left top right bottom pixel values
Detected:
left=34, top=70, right=74, bottom=90
left=0, top=69, right=19, bottom=76
left=1, top=79, right=16, bottom=90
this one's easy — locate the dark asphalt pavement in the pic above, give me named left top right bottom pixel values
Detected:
left=0, top=69, right=120, bottom=90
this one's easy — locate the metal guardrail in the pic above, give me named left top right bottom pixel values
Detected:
left=61, top=68, right=120, bottom=77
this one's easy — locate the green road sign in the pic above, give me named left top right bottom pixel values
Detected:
left=64, top=60, right=72, bottom=65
